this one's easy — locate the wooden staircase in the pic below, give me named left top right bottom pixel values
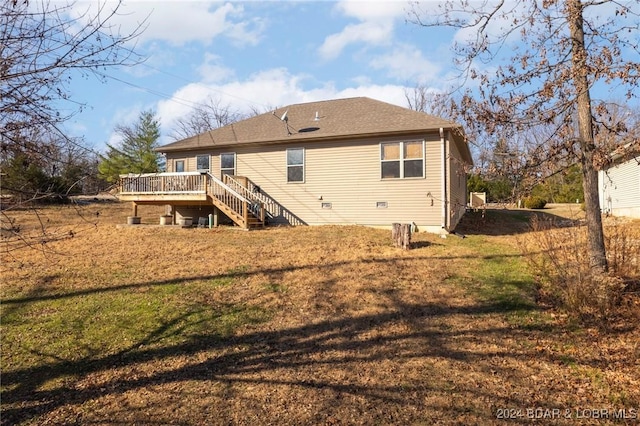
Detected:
left=205, top=173, right=265, bottom=229
left=117, top=172, right=266, bottom=229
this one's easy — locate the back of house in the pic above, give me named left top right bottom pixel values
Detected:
left=122, top=97, right=473, bottom=233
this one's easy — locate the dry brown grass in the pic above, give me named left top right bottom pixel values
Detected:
left=519, top=212, right=640, bottom=323
left=1, top=202, right=639, bottom=425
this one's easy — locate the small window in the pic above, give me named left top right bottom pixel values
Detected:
left=381, top=141, right=424, bottom=179
left=220, top=153, right=236, bottom=178
left=403, top=141, right=424, bottom=178
left=321, top=202, right=332, bottom=209
left=376, top=201, right=388, bottom=208
left=287, top=148, right=304, bottom=183
left=196, top=155, right=210, bottom=171
left=381, top=143, right=401, bottom=179
left=175, top=160, right=185, bottom=173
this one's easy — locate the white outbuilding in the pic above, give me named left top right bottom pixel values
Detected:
left=598, top=145, right=640, bottom=219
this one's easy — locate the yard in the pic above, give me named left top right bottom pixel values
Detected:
left=1, top=202, right=639, bottom=425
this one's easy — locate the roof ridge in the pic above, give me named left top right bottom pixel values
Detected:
left=272, top=96, right=367, bottom=111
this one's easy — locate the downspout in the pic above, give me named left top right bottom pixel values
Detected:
left=439, top=128, right=448, bottom=231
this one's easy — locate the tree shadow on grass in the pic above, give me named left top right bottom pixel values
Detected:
left=1, top=252, right=537, bottom=306
left=2, top=301, right=542, bottom=424
left=1, top=253, right=560, bottom=425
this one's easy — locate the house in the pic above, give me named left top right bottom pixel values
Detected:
left=598, top=144, right=640, bottom=219
left=118, top=97, right=473, bottom=232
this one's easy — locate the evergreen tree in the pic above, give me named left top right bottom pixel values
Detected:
left=98, top=110, right=163, bottom=183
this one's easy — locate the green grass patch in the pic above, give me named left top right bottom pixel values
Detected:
left=442, top=233, right=544, bottom=326
left=1, top=277, right=271, bottom=375
left=264, top=282, right=288, bottom=293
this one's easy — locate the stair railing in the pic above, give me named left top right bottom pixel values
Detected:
left=206, top=173, right=264, bottom=227
left=222, top=175, right=266, bottom=223
left=224, top=175, right=303, bottom=225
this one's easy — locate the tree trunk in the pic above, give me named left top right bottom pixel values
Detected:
left=392, top=223, right=412, bottom=250
left=567, top=0, right=608, bottom=274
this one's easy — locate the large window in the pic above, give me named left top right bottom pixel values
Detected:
left=220, top=153, right=236, bottom=178
left=196, top=155, right=210, bottom=171
left=287, top=148, right=304, bottom=183
left=381, top=141, right=424, bottom=179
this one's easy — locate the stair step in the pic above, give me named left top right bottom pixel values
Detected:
left=205, top=174, right=266, bottom=229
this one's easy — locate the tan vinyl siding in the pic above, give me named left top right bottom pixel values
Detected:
left=246, top=134, right=440, bottom=227
left=447, top=130, right=468, bottom=229
left=425, top=133, right=443, bottom=229
left=165, top=132, right=452, bottom=229
left=165, top=152, right=213, bottom=174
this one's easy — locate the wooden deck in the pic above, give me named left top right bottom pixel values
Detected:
left=117, top=172, right=265, bottom=229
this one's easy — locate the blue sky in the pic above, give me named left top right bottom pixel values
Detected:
left=58, top=1, right=638, bottom=153
left=61, top=1, right=459, bottom=151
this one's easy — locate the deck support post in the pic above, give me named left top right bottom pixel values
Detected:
left=213, top=207, right=219, bottom=227
left=132, top=202, right=138, bottom=217
left=242, top=201, right=249, bottom=229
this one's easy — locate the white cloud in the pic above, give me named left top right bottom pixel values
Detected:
left=69, top=1, right=264, bottom=47
left=335, top=0, right=408, bottom=22
left=196, top=53, right=236, bottom=83
left=368, top=44, right=441, bottom=84
left=318, top=0, right=407, bottom=60
left=154, top=68, right=412, bottom=143
left=333, top=84, right=408, bottom=107
left=156, top=68, right=327, bottom=132
left=319, top=21, right=394, bottom=60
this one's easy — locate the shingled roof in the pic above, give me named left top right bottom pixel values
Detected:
left=159, top=97, right=471, bottom=162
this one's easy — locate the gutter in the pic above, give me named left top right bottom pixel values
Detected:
left=440, top=127, right=448, bottom=231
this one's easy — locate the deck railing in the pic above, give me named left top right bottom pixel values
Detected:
left=118, top=172, right=265, bottom=228
left=224, top=175, right=304, bottom=226
left=206, top=173, right=256, bottom=225
left=223, top=175, right=267, bottom=222
left=119, top=172, right=206, bottom=194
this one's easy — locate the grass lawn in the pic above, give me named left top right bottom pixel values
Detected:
left=1, top=202, right=639, bottom=425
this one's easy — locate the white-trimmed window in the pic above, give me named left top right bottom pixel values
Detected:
left=220, top=152, right=236, bottom=178
left=287, top=148, right=304, bottom=183
left=196, top=155, right=210, bottom=172
left=174, top=160, right=185, bottom=173
left=381, top=141, right=424, bottom=179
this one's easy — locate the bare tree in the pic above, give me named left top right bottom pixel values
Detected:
left=409, top=0, right=640, bottom=274
left=171, top=98, right=281, bottom=141
left=0, top=0, right=145, bottom=249
left=1, top=0, right=145, bottom=152
left=171, top=97, right=244, bottom=140
left=404, top=84, right=453, bottom=118
left=1, top=0, right=145, bottom=193
left=592, top=101, right=640, bottom=156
